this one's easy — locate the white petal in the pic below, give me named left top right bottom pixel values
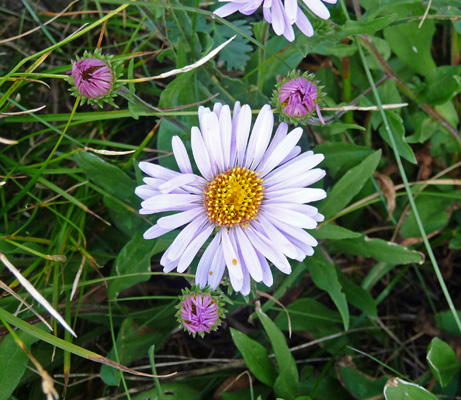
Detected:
left=285, top=0, right=297, bottom=23
left=191, top=126, right=213, bottom=179
left=257, top=252, right=273, bottom=287
left=141, top=193, right=200, bottom=212
left=239, top=266, right=251, bottom=295
left=213, top=102, right=223, bottom=117
left=161, top=247, right=179, bottom=272
left=235, top=227, right=263, bottom=282
left=222, top=229, right=243, bottom=291
left=236, top=105, right=252, bottom=166
left=177, top=224, right=214, bottom=273
left=245, top=227, right=292, bottom=274
left=271, top=0, right=286, bottom=35
left=263, top=3, right=272, bottom=23
left=139, top=161, right=178, bottom=180
left=265, top=168, right=326, bottom=192
left=208, top=245, right=226, bottom=289
left=245, top=105, right=273, bottom=169
left=265, top=188, right=327, bottom=203
left=204, top=111, right=225, bottom=172
left=144, top=224, right=173, bottom=240
left=220, top=105, right=232, bottom=170
left=303, top=0, right=330, bottom=19
left=262, top=204, right=318, bottom=229
left=295, top=7, right=314, bottom=37
left=166, top=215, right=208, bottom=261
left=172, top=136, right=193, bottom=174
left=135, top=185, right=158, bottom=200
left=258, top=127, right=302, bottom=176
left=196, top=233, right=221, bottom=288
left=157, top=207, right=204, bottom=229
left=264, top=213, right=318, bottom=247
left=159, top=174, right=198, bottom=193
left=213, top=2, right=243, bottom=18
left=265, top=153, right=325, bottom=182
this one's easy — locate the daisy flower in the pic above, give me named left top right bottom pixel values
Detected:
left=213, top=0, right=337, bottom=42
left=136, top=102, right=326, bottom=295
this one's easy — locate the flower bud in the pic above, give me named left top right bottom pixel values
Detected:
left=272, top=71, right=325, bottom=125
left=176, top=287, right=226, bottom=338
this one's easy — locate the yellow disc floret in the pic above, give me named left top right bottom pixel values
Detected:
left=204, top=167, right=264, bottom=227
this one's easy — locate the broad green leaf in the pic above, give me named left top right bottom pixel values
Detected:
left=256, top=310, right=298, bottom=400
left=449, top=230, right=461, bottom=250
left=108, top=232, right=153, bottom=299
left=0, top=328, right=40, bottom=400
left=378, top=111, right=416, bottom=164
left=307, top=258, right=349, bottom=330
left=337, top=270, right=377, bottom=317
left=315, top=142, right=373, bottom=180
left=384, top=378, right=438, bottom=400
left=427, top=338, right=460, bottom=387
left=383, top=20, right=436, bottom=76
left=401, top=194, right=452, bottom=238
left=340, top=14, right=398, bottom=37
left=331, top=235, right=424, bottom=265
left=320, top=150, right=381, bottom=219
left=230, top=328, right=277, bottom=386
left=73, top=151, right=138, bottom=206
left=158, top=70, right=197, bottom=108
left=419, top=66, right=461, bottom=105
left=337, top=363, right=388, bottom=399
left=323, top=43, right=357, bottom=57
left=313, top=224, right=362, bottom=240
left=436, top=310, right=461, bottom=336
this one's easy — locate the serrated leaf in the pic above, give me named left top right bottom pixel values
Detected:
left=108, top=232, right=153, bottom=299
left=73, top=151, right=138, bottom=206
left=320, top=150, right=381, bottom=219
left=231, top=328, right=277, bottom=387
left=427, top=337, right=460, bottom=387
left=331, top=235, right=424, bottom=265
left=257, top=310, right=298, bottom=400
left=378, top=110, right=416, bottom=164
left=307, top=258, right=349, bottom=330
left=384, top=378, right=438, bottom=400
left=214, top=20, right=252, bottom=71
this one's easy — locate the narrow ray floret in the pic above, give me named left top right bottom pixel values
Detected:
left=213, top=0, right=337, bottom=42
left=135, top=102, right=326, bottom=295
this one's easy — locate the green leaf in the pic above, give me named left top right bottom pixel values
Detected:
left=133, top=383, right=201, bottom=400
left=337, top=363, right=388, bottom=399
left=401, top=194, right=452, bottom=238
left=320, top=149, right=382, bottom=219
left=313, top=224, right=362, bottom=240
left=230, top=328, right=278, bottom=387
left=427, top=338, right=460, bottom=387
left=337, top=270, right=377, bottom=317
left=331, top=235, right=424, bottom=265
left=378, top=110, right=416, bottom=164
left=340, top=14, right=398, bottom=37
left=383, top=20, right=436, bottom=76
left=213, top=20, right=253, bottom=71
left=73, top=151, right=138, bottom=206
left=419, top=66, right=461, bottom=105
left=158, top=70, right=197, bottom=108
left=0, top=328, right=40, bottom=400
left=256, top=310, right=298, bottom=400
left=307, top=258, right=349, bottom=330
left=436, top=310, right=461, bottom=336
left=384, top=378, right=438, bottom=400
left=315, top=142, right=373, bottom=180
left=108, top=232, right=153, bottom=299
left=323, top=43, right=357, bottom=57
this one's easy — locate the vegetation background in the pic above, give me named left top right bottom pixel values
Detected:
left=0, top=0, right=460, bottom=399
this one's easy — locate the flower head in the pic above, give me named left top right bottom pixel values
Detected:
left=136, top=102, right=326, bottom=295
left=214, top=0, right=337, bottom=42
left=68, top=50, right=122, bottom=107
left=272, top=71, right=325, bottom=125
left=176, top=287, right=225, bottom=337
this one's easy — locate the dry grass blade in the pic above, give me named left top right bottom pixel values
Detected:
left=0, top=105, right=46, bottom=118
left=84, top=147, right=136, bottom=156
left=0, top=279, right=53, bottom=331
left=256, top=290, right=292, bottom=338
left=0, top=137, right=19, bottom=145
left=321, top=103, right=408, bottom=111
left=0, top=253, right=77, bottom=338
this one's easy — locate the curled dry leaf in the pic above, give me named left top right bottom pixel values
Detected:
left=374, top=172, right=396, bottom=219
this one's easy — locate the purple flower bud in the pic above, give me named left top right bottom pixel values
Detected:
left=176, top=288, right=225, bottom=337
left=272, top=72, right=325, bottom=125
left=72, top=58, right=113, bottom=99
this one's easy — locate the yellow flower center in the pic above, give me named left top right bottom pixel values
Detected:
left=204, top=167, right=264, bottom=227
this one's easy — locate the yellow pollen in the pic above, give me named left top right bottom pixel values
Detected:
left=204, top=166, right=264, bottom=227
left=232, top=259, right=238, bottom=265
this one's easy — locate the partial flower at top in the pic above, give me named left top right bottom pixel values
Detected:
left=272, top=71, right=325, bottom=125
left=68, top=50, right=122, bottom=108
left=136, top=102, right=326, bottom=295
left=213, top=0, right=337, bottom=42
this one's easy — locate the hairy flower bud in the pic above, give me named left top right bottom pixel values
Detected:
left=272, top=71, right=325, bottom=125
